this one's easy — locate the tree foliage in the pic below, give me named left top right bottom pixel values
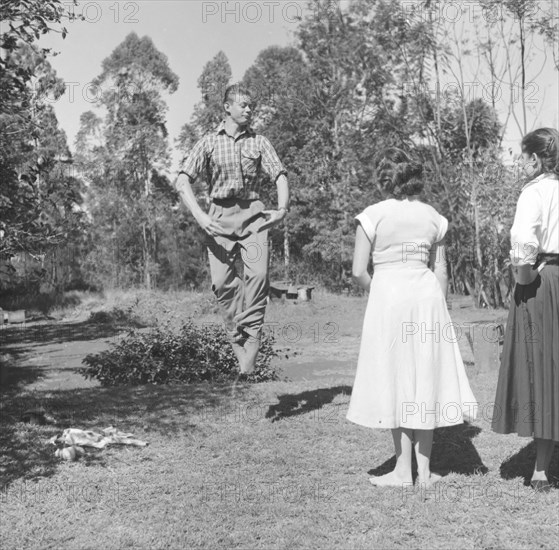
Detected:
left=76, top=33, right=180, bottom=289
left=3, top=0, right=555, bottom=307
left=1, top=1, right=86, bottom=292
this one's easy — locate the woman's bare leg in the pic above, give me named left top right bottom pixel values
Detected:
left=414, top=429, right=440, bottom=486
left=370, top=428, right=413, bottom=487
left=532, top=438, right=555, bottom=481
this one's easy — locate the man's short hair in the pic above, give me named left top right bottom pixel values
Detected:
left=223, top=83, right=253, bottom=105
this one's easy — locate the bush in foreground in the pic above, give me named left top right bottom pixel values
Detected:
left=79, top=321, right=281, bottom=386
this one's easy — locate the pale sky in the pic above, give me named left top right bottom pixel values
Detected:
left=36, top=0, right=558, bottom=170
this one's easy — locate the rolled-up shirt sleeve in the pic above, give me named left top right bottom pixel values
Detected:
left=178, top=136, right=208, bottom=182
left=259, top=136, right=287, bottom=182
left=510, top=187, right=542, bottom=266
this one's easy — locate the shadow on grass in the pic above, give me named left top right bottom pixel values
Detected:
left=500, top=440, right=559, bottom=487
left=0, top=381, right=242, bottom=487
left=0, top=318, right=143, bottom=393
left=0, top=318, right=144, bottom=349
left=368, top=423, right=488, bottom=479
left=0, top=363, right=46, bottom=391
left=264, top=385, right=352, bottom=422
left=0, top=318, right=146, bottom=394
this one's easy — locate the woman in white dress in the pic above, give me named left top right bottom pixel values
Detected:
left=347, top=148, right=478, bottom=487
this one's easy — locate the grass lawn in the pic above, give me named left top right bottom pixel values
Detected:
left=1, top=290, right=558, bottom=549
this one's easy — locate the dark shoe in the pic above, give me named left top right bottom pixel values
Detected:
left=530, top=480, right=552, bottom=493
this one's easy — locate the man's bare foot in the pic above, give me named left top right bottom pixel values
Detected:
left=241, top=336, right=260, bottom=374
left=230, top=372, right=249, bottom=397
left=416, top=472, right=442, bottom=488
left=231, top=341, right=247, bottom=370
left=369, top=471, right=412, bottom=488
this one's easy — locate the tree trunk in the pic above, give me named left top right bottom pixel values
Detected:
left=430, top=9, right=443, bottom=156
left=463, top=276, right=476, bottom=306
left=152, top=220, right=157, bottom=289
left=283, top=224, right=290, bottom=279
left=472, top=193, right=484, bottom=308
left=449, top=260, right=456, bottom=295
left=113, top=220, right=119, bottom=288
left=519, top=16, right=527, bottom=134
left=143, top=166, right=152, bottom=290
left=142, top=222, right=151, bottom=290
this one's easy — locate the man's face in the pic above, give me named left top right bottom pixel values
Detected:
left=224, top=94, right=253, bottom=126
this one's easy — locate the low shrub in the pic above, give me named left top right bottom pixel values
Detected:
left=79, top=321, right=281, bottom=386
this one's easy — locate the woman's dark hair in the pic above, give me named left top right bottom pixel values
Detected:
left=377, top=148, right=424, bottom=197
left=521, top=127, right=559, bottom=176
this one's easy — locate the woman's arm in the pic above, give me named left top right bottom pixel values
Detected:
left=352, top=224, right=373, bottom=291
left=510, top=186, right=542, bottom=285
left=429, top=237, right=448, bottom=298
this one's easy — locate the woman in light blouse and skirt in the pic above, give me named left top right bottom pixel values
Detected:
left=492, top=127, right=559, bottom=492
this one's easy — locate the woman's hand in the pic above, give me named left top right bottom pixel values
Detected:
left=514, top=264, right=541, bottom=285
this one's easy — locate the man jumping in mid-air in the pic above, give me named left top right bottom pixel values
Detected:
left=175, top=83, right=289, bottom=375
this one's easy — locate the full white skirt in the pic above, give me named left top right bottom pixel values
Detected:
left=346, top=264, right=478, bottom=430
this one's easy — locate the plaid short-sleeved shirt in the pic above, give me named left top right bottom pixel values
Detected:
left=179, top=121, right=286, bottom=200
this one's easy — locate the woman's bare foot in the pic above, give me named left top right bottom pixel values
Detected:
left=369, top=471, right=412, bottom=487
left=530, top=471, right=551, bottom=492
left=530, top=479, right=552, bottom=492
left=416, top=472, right=442, bottom=488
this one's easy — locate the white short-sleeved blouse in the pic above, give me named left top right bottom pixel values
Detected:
left=355, top=198, right=448, bottom=267
left=510, top=173, right=559, bottom=266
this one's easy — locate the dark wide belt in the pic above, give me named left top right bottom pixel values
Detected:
left=212, top=197, right=257, bottom=207
left=534, top=253, right=559, bottom=268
